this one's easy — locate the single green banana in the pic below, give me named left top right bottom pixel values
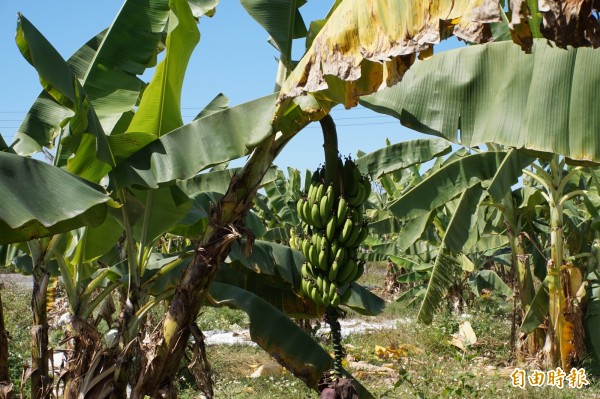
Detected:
left=328, top=281, right=337, bottom=300
left=348, top=183, right=365, bottom=207
left=331, top=292, right=341, bottom=307
left=311, top=202, right=324, bottom=228
left=328, top=260, right=340, bottom=281
left=354, top=223, right=369, bottom=246
left=335, top=247, right=347, bottom=266
left=296, top=199, right=305, bottom=223
left=326, top=214, right=337, bottom=242
left=344, top=222, right=363, bottom=248
left=318, top=245, right=329, bottom=271
left=339, top=217, right=354, bottom=246
left=337, top=258, right=358, bottom=285
left=303, top=200, right=313, bottom=225
left=310, top=244, right=319, bottom=268
left=322, top=292, right=331, bottom=307
left=311, top=286, right=323, bottom=306
left=336, top=197, right=348, bottom=228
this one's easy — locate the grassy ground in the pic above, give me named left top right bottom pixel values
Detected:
left=2, top=264, right=600, bottom=398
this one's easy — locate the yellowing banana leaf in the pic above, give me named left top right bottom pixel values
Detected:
left=362, top=40, right=600, bottom=163
left=0, top=152, right=112, bottom=244
left=209, top=282, right=375, bottom=398
left=277, top=0, right=501, bottom=109
left=110, top=94, right=277, bottom=189
left=127, top=0, right=200, bottom=137
left=355, top=138, right=452, bottom=178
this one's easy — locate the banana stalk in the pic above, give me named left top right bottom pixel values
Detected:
left=526, top=155, right=583, bottom=370
left=0, top=286, right=9, bottom=384
left=28, top=238, right=54, bottom=399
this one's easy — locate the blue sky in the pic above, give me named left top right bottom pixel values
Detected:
left=0, top=1, right=460, bottom=173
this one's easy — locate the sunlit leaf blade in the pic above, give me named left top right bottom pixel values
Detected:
left=486, top=149, right=535, bottom=202
left=13, top=31, right=100, bottom=155
left=277, top=0, right=500, bottom=109
left=15, top=14, right=112, bottom=170
left=417, top=185, right=485, bottom=324
left=209, top=282, right=375, bottom=398
left=389, top=151, right=510, bottom=220
left=14, top=0, right=171, bottom=156
left=356, top=138, right=452, bottom=178
left=131, top=187, right=191, bottom=246
left=176, top=167, right=277, bottom=198
left=110, top=94, right=276, bottom=189
left=0, top=152, right=111, bottom=244
left=127, top=0, right=199, bottom=137
left=241, top=0, right=307, bottom=63
left=362, top=40, right=600, bottom=163
left=195, top=93, right=230, bottom=120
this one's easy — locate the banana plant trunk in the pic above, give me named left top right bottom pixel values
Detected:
left=131, top=135, right=285, bottom=398
left=30, top=244, right=51, bottom=399
left=544, top=156, right=578, bottom=371
left=0, top=287, right=9, bottom=384
left=502, top=195, right=543, bottom=360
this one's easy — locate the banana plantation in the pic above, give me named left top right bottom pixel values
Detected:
left=2, top=0, right=600, bottom=398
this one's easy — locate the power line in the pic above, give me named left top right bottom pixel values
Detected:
left=304, top=121, right=399, bottom=129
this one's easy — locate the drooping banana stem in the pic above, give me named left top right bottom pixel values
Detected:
left=325, top=308, right=344, bottom=375
left=320, top=115, right=346, bottom=376
left=320, top=115, right=340, bottom=199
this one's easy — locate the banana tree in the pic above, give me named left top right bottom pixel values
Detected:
left=7, top=0, right=600, bottom=397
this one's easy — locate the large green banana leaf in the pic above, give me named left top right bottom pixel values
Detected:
left=14, top=0, right=171, bottom=156
left=214, top=262, right=318, bottom=317
left=0, top=152, right=112, bottom=244
left=276, top=0, right=501, bottom=109
left=355, top=138, right=452, bottom=178
left=16, top=13, right=113, bottom=178
left=227, top=239, right=384, bottom=316
left=241, top=0, right=307, bottom=64
left=209, top=282, right=375, bottom=398
left=110, top=93, right=277, bottom=189
left=418, top=184, right=486, bottom=324
left=126, top=0, right=200, bottom=137
left=362, top=40, right=600, bottom=163
left=389, top=151, right=526, bottom=220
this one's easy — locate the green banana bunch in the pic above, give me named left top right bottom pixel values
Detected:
left=296, top=157, right=371, bottom=309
